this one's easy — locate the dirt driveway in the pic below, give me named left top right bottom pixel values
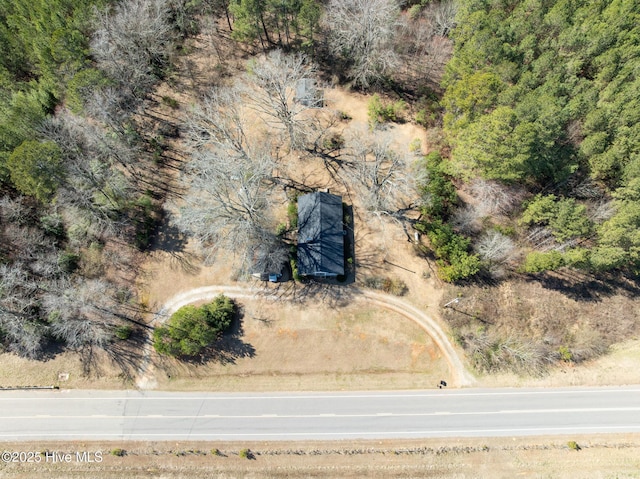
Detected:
left=136, top=284, right=473, bottom=390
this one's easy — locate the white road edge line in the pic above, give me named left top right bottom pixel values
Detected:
left=2, top=425, right=640, bottom=439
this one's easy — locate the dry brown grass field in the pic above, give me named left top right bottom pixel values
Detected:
left=2, top=435, right=640, bottom=478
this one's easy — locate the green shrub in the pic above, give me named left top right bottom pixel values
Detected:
left=368, top=94, right=385, bottom=126
left=131, top=193, right=157, bottom=250
left=388, top=278, right=408, bottom=296
left=493, top=224, right=516, bottom=237
left=275, top=223, right=287, bottom=236
left=521, top=195, right=592, bottom=242
left=149, top=137, right=165, bottom=164
left=161, top=95, right=179, bottom=109
left=40, top=214, right=65, bottom=239
left=322, top=132, right=345, bottom=150
left=390, top=100, right=407, bottom=121
left=521, top=251, right=565, bottom=273
left=201, top=295, right=235, bottom=331
left=426, top=220, right=481, bottom=282
left=408, top=4, right=423, bottom=19
left=368, top=94, right=406, bottom=127
left=414, top=95, right=440, bottom=128
left=8, top=140, right=63, bottom=202
left=417, top=152, right=458, bottom=219
left=290, top=258, right=301, bottom=281
left=362, top=276, right=408, bottom=296
left=562, top=248, right=591, bottom=269
left=558, top=345, right=573, bottom=362
left=58, top=252, right=80, bottom=273
left=414, top=153, right=479, bottom=282
left=153, top=295, right=235, bottom=357
left=115, top=325, right=133, bottom=340
left=110, top=448, right=126, bottom=457
left=436, top=253, right=482, bottom=283
left=287, top=200, right=298, bottom=228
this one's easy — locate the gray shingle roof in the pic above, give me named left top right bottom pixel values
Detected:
left=295, top=78, right=323, bottom=107
left=297, top=192, right=344, bottom=276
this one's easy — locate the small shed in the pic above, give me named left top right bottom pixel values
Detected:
left=297, top=192, right=344, bottom=278
left=295, top=78, right=324, bottom=108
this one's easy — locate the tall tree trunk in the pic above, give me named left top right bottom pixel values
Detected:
left=224, top=5, right=233, bottom=31
left=260, top=14, right=272, bottom=45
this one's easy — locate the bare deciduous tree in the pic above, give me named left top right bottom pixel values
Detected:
left=525, top=226, right=557, bottom=251
left=177, top=87, right=287, bottom=271
left=245, top=50, right=318, bottom=150
left=469, top=179, right=523, bottom=217
left=91, top=0, right=174, bottom=99
left=0, top=263, right=45, bottom=358
left=0, top=196, right=29, bottom=224
left=40, top=111, right=136, bottom=236
left=396, top=5, right=454, bottom=85
left=175, top=148, right=283, bottom=269
left=430, top=0, right=459, bottom=36
left=43, top=279, right=122, bottom=350
left=587, top=199, right=615, bottom=223
left=475, top=230, right=517, bottom=276
left=450, top=205, right=482, bottom=235
left=185, top=86, right=249, bottom=154
left=84, top=86, right=136, bottom=135
left=3, top=224, right=60, bottom=278
left=344, top=131, right=413, bottom=216
left=324, top=0, right=401, bottom=88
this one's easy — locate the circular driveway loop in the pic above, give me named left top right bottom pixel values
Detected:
left=138, top=285, right=475, bottom=388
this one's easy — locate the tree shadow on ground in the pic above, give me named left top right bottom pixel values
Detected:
left=253, top=276, right=356, bottom=309
left=68, top=325, right=148, bottom=382
left=531, top=270, right=640, bottom=302
left=147, top=210, right=201, bottom=275
left=105, top=329, right=148, bottom=381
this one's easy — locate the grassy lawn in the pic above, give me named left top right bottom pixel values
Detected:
left=151, top=299, right=449, bottom=391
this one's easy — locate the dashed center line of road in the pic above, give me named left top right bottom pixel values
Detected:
left=2, top=425, right=640, bottom=440
left=4, top=407, right=640, bottom=421
left=5, top=389, right=640, bottom=402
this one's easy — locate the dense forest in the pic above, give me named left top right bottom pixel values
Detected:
left=0, top=0, right=188, bottom=359
left=0, top=0, right=638, bottom=371
left=441, top=0, right=640, bottom=276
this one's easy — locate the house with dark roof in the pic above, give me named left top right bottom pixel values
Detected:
left=297, top=192, right=344, bottom=278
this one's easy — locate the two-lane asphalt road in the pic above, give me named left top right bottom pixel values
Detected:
left=1, top=387, right=639, bottom=441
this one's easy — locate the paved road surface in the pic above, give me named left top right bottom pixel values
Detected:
left=1, top=387, right=639, bottom=441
